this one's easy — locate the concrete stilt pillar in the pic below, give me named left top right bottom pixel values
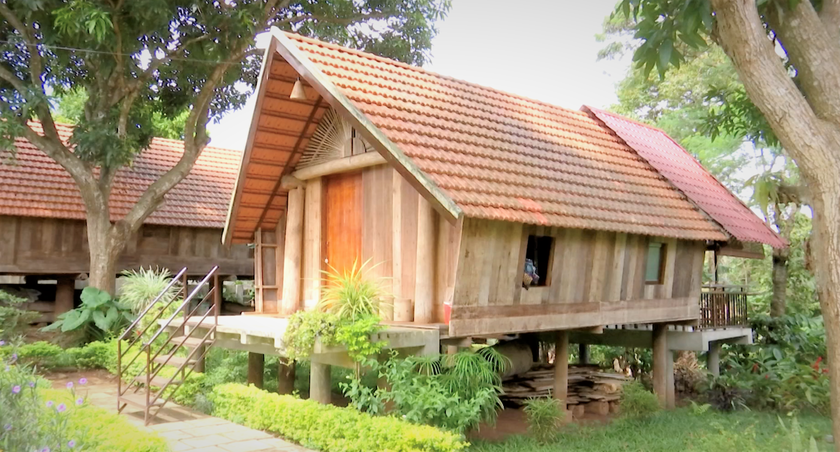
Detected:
left=247, top=353, right=265, bottom=389
left=553, top=330, right=569, bottom=404
left=579, top=343, right=589, bottom=365
left=277, top=358, right=295, bottom=395
left=707, top=342, right=721, bottom=376
left=55, top=276, right=75, bottom=316
left=310, top=362, right=331, bottom=404
left=652, top=323, right=668, bottom=407
left=193, top=345, right=206, bottom=373
left=666, top=350, right=676, bottom=409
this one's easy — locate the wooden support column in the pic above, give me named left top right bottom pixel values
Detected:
left=666, top=350, right=676, bottom=409
left=302, top=178, right=322, bottom=310
left=414, top=197, right=435, bottom=324
left=247, top=353, right=265, bottom=389
left=553, top=330, right=569, bottom=405
left=707, top=341, right=721, bottom=377
left=55, top=276, right=75, bottom=316
left=579, top=343, right=589, bottom=365
left=282, top=185, right=304, bottom=315
left=652, top=323, right=668, bottom=407
left=310, top=362, right=331, bottom=404
left=277, top=358, right=295, bottom=395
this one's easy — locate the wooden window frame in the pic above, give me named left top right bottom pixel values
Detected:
left=524, top=234, right=555, bottom=288
left=645, top=241, right=667, bottom=285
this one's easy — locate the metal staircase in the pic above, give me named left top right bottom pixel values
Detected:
left=117, top=266, right=220, bottom=425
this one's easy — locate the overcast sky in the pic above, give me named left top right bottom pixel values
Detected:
left=206, top=0, right=631, bottom=151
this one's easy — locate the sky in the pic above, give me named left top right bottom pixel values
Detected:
left=206, top=0, right=632, bottom=151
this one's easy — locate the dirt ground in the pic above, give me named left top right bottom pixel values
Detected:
left=468, top=404, right=615, bottom=442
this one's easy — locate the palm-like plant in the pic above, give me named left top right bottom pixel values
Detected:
left=119, top=267, right=181, bottom=314
left=317, top=260, right=390, bottom=320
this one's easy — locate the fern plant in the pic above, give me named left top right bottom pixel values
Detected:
left=317, top=260, right=390, bottom=320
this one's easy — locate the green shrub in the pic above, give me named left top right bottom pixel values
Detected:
left=11, top=341, right=64, bottom=369
left=523, top=397, right=564, bottom=443
left=0, top=289, right=40, bottom=339
left=1, top=340, right=118, bottom=371
left=318, top=259, right=390, bottom=320
left=66, top=340, right=116, bottom=369
left=43, top=287, right=134, bottom=341
left=211, top=383, right=468, bottom=452
left=119, top=267, right=181, bottom=313
left=42, top=389, right=170, bottom=452
left=620, top=381, right=660, bottom=418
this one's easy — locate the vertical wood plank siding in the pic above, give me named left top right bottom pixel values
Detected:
left=0, top=216, right=253, bottom=276
left=450, top=218, right=705, bottom=336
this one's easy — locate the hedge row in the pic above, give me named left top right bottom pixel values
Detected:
left=210, top=383, right=468, bottom=452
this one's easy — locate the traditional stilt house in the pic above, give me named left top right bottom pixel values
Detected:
left=144, top=29, right=785, bottom=415
left=0, top=122, right=253, bottom=319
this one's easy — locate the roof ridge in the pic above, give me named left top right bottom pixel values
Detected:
left=286, top=32, right=598, bottom=121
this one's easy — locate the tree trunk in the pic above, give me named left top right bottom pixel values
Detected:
left=85, top=210, right=129, bottom=296
left=770, top=248, right=789, bottom=317
left=709, top=0, right=840, bottom=440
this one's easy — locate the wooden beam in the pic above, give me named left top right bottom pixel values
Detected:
left=247, top=353, right=265, bottom=389
left=281, top=185, right=304, bottom=315
left=54, top=276, right=75, bottom=316
left=554, top=330, right=569, bottom=405
left=652, top=324, right=667, bottom=407
left=291, top=152, right=386, bottom=181
left=414, top=197, right=435, bottom=324
left=281, top=175, right=304, bottom=189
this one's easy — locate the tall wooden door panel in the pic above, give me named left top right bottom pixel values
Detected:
left=323, top=172, right=363, bottom=275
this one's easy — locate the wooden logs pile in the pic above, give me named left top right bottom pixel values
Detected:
left=501, top=364, right=631, bottom=410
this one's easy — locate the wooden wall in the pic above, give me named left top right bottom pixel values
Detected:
left=260, top=163, right=461, bottom=321
left=449, top=218, right=705, bottom=336
left=0, top=216, right=254, bottom=276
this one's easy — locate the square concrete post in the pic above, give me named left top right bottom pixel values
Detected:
left=247, top=353, right=265, bottom=389
left=310, top=362, right=331, bottom=404
left=652, top=323, right=668, bottom=407
left=707, top=341, right=721, bottom=376
left=55, top=276, right=75, bottom=316
left=554, top=330, right=569, bottom=405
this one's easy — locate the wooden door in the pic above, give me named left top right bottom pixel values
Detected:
left=322, top=172, right=363, bottom=276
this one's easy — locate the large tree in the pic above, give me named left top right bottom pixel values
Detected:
left=0, top=0, right=448, bottom=294
left=620, top=0, right=840, bottom=438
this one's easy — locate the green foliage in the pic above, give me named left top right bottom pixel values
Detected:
left=0, top=350, right=168, bottom=452
left=283, top=310, right=340, bottom=361
left=43, top=287, right=133, bottom=340
left=210, top=383, right=468, bottom=452
left=619, top=381, right=660, bottom=418
left=365, top=348, right=508, bottom=433
left=318, top=260, right=389, bottom=320
left=0, top=289, right=40, bottom=340
left=469, top=409, right=832, bottom=452
left=0, top=340, right=117, bottom=371
left=705, top=374, right=748, bottom=412
left=335, top=314, right=386, bottom=364
left=779, top=416, right=820, bottom=452
left=523, top=397, right=564, bottom=444
left=118, top=267, right=181, bottom=314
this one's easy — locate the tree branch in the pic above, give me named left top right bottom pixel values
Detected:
left=766, top=1, right=840, bottom=124
left=710, top=0, right=840, bottom=179
left=275, top=10, right=392, bottom=26
left=0, top=3, right=44, bottom=89
left=820, top=0, right=840, bottom=42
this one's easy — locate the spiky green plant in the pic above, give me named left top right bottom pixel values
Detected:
left=523, top=396, right=565, bottom=443
left=118, top=267, right=180, bottom=313
left=317, top=260, right=390, bottom=321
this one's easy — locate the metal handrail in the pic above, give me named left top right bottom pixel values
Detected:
left=147, top=266, right=219, bottom=346
left=119, top=267, right=188, bottom=341
left=147, top=287, right=215, bottom=369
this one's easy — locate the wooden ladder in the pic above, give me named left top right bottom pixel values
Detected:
left=116, top=266, right=221, bottom=425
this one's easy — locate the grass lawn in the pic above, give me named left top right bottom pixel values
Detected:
left=470, top=408, right=834, bottom=452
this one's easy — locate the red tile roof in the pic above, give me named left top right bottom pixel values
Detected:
left=285, top=33, right=728, bottom=241
left=584, top=107, right=786, bottom=248
left=1, top=122, right=241, bottom=229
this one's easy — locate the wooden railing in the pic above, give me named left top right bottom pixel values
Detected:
left=699, top=285, right=749, bottom=329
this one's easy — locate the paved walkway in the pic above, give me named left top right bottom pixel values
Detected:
left=49, top=371, right=310, bottom=452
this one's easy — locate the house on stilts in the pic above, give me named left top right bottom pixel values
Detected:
left=117, top=29, right=785, bottom=423
left=0, top=122, right=254, bottom=321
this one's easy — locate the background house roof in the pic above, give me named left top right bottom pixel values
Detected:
left=1, top=122, right=241, bottom=229
left=279, top=33, right=728, bottom=241
left=584, top=107, right=786, bottom=248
